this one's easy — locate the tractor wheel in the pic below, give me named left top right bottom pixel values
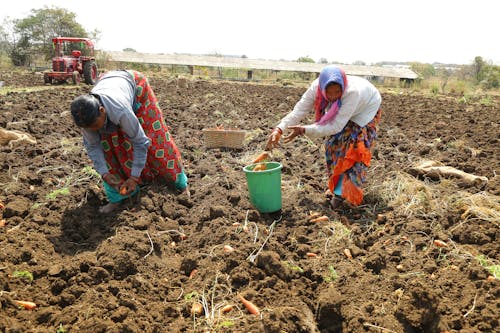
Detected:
left=43, top=73, right=52, bottom=84
left=83, top=61, right=98, bottom=85
left=72, top=71, right=81, bottom=85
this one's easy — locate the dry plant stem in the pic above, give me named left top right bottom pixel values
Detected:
left=243, top=210, right=249, bottom=231
left=463, top=293, right=478, bottom=318
left=199, top=273, right=230, bottom=328
left=363, top=322, right=398, bottom=333
left=143, top=231, right=154, bottom=259
left=157, top=229, right=185, bottom=236
left=247, top=216, right=281, bottom=263
left=7, top=224, right=21, bottom=233
left=250, top=222, right=259, bottom=243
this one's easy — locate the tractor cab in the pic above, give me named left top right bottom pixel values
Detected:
left=43, top=37, right=98, bottom=85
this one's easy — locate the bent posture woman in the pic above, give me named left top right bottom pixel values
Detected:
left=266, top=65, right=382, bottom=209
left=71, top=70, right=188, bottom=213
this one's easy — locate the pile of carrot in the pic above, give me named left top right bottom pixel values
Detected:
left=253, top=164, right=267, bottom=172
left=252, top=151, right=271, bottom=172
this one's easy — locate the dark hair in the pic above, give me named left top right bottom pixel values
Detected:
left=325, top=82, right=341, bottom=89
left=70, top=94, right=101, bottom=127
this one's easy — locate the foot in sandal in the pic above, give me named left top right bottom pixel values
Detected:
left=98, top=202, right=121, bottom=214
left=329, top=195, right=344, bottom=210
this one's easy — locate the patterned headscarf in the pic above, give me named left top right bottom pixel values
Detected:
left=314, top=66, right=348, bottom=125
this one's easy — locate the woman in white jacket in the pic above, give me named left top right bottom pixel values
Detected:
left=266, top=65, right=382, bottom=209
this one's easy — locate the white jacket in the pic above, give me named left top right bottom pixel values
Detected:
left=277, top=75, right=381, bottom=138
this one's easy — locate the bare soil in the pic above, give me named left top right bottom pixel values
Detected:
left=0, top=70, right=498, bottom=333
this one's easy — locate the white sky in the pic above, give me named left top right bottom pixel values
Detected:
left=3, top=0, right=500, bottom=65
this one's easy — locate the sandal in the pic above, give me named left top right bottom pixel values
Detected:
left=329, top=195, right=343, bottom=210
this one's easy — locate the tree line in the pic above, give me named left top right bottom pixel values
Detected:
left=1, top=6, right=499, bottom=89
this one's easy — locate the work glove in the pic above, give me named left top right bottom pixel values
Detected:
left=102, top=173, right=123, bottom=191
left=265, top=128, right=282, bottom=151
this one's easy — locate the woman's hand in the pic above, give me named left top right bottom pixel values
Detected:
left=102, top=173, right=123, bottom=191
left=119, top=176, right=140, bottom=196
left=283, top=125, right=305, bottom=143
left=265, top=128, right=282, bottom=151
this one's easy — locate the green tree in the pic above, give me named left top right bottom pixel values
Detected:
left=10, top=35, right=31, bottom=66
left=479, top=62, right=500, bottom=89
left=297, top=56, right=315, bottom=63
left=13, top=6, right=90, bottom=61
left=472, top=56, right=485, bottom=83
left=409, top=62, right=435, bottom=79
left=0, top=17, right=17, bottom=65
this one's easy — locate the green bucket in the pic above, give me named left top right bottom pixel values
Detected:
left=243, top=161, right=282, bottom=213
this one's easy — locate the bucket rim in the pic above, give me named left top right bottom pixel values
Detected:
left=243, top=161, right=282, bottom=173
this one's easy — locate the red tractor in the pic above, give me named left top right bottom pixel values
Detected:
left=43, top=37, right=98, bottom=85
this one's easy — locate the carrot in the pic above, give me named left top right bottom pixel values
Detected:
left=221, top=304, right=234, bottom=313
left=252, top=152, right=270, bottom=164
left=253, top=163, right=267, bottom=172
left=343, top=248, right=353, bottom=259
left=434, top=240, right=448, bottom=248
left=239, top=295, right=260, bottom=315
left=383, top=239, right=392, bottom=246
left=223, top=245, right=235, bottom=253
left=306, top=252, right=318, bottom=258
left=119, top=186, right=128, bottom=196
left=308, top=211, right=321, bottom=219
left=191, top=302, right=203, bottom=316
left=14, top=300, right=36, bottom=310
left=310, top=215, right=329, bottom=223
left=189, top=269, right=198, bottom=279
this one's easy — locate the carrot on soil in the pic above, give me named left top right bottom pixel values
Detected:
left=191, top=302, right=203, bottom=315
left=310, top=215, right=329, bottom=223
left=189, top=269, right=198, bottom=279
left=14, top=300, right=36, bottom=310
left=343, top=248, right=353, bottom=259
left=239, top=294, right=260, bottom=315
left=434, top=240, right=448, bottom=248
left=221, top=304, right=234, bottom=313
left=223, top=245, right=235, bottom=253
left=308, top=211, right=321, bottom=219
